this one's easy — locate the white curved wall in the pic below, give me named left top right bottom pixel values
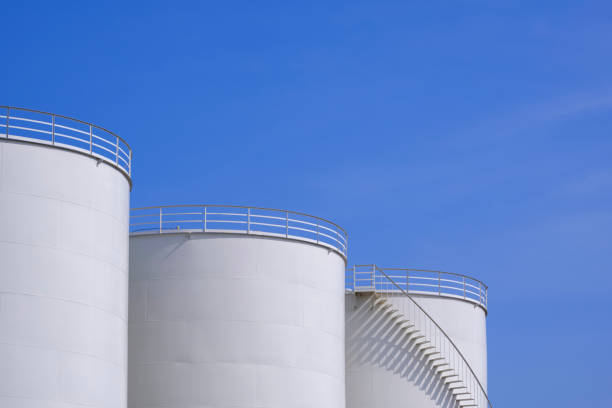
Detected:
left=406, top=295, right=487, bottom=390
left=346, top=293, right=487, bottom=408
left=0, top=141, right=130, bottom=408
left=129, top=233, right=346, bottom=408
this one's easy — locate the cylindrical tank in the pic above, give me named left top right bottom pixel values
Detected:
left=128, top=205, right=347, bottom=408
left=0, top=108, right=131, bottom=408
left=346, top=266, right=488, bottom=408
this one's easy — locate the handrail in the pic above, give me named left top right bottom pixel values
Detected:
left=349, top=264, right=492, bottom=408
left=130, top=205, right=348, bottom=258
left=0, top=106, right=132, bottom=179
left=380, top=267, right=488, bottom=290
left=347, top=265, right=488, bottom=311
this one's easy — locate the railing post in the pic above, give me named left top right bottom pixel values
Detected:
left=128, top=150, right=132, bottom=176
left=203, top=206, right=207, bottom=232
left=285, top=211, right=289, bottom=238
left=406, top=269, right=410, bottom=292
left=6, top=107, right=9, bottom=138
left=115, top=137, right=119, bottom=165
left=345, top=234, right=348, bottom=256
left=353, top=265, right=356, bottom=291
left=371, top=265, right=375, bottom=291
left=51, top=114, right=55, bottom=145
left=159, top=208, right=162, bottom=234
left=438, top=271, right=441, bottom=295
left=89, top=124, right=93, bottom=153
left=316, top=223, right=319, bottom=243
left=463, top=276, right=466, bottom=299
left=246, top=208, right=250, bottom=233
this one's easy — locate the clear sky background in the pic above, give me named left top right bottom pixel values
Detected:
left=3, top=1, right=611, bottom=406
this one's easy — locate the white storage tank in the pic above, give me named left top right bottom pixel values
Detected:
left=128, top=205, right=348, bottom=408
left=346, top=265, right=489, bottom=408
left=0, top=107, right=132, bottom=407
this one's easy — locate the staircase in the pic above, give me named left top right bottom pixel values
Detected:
left=349, top=265, right=492, bottom=408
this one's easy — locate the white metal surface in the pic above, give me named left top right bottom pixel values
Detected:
left=130, top=205, right=348, bottom=258
left=345, top=266, right=490, bottom=408
left=0, top=106, right=132, bottom=179
left=405, top=294, right=488, bottom=391
left=0, top=139, right=130, bottom=407
left=129, top=230, right=347, bottom=408
left=347, top=294, right=455, bottom=408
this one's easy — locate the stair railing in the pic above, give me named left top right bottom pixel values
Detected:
left=359, top=264, right=492, bottom=408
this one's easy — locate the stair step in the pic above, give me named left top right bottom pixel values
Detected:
left=451, top=383, right=468, bottom=388
left=385, top=308, right=402, bottom=317
left=412, top=338, right=429, bottom=346
left=375, top=301, right=391, bottom=309
left=375, top=300, right=391, bottom=308
left=403, top=327, right=419, bottom=336
left=406, top=335, right=425, bottom=343
left=448, top=381, right=465, bottom=389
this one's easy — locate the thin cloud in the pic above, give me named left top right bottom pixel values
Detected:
left=565, top=169, right=612, bottom=196
left=453, top=89, right=612, bottom=142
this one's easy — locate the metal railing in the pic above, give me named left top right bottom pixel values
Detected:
left=0, top=106, right=131, bottom=178
left=349, top=265, right=492, bottom=408
left=347, top=265, right=488, bottom=311
left=130, top=205, right=348, bottom=258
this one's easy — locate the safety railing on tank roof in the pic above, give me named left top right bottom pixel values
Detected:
left=0, top=106, right=131, bottom=178
left=349, top=264, right=492, bottom=408
left=346, top=265, right=488, bottom=311
left=130, top=205, right=348, bottom=258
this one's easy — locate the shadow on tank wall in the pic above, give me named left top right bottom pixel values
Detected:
left=346, top=294, right=457, bottom=408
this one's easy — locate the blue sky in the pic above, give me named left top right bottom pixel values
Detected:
left=3, top=1, right=611, bottom=405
